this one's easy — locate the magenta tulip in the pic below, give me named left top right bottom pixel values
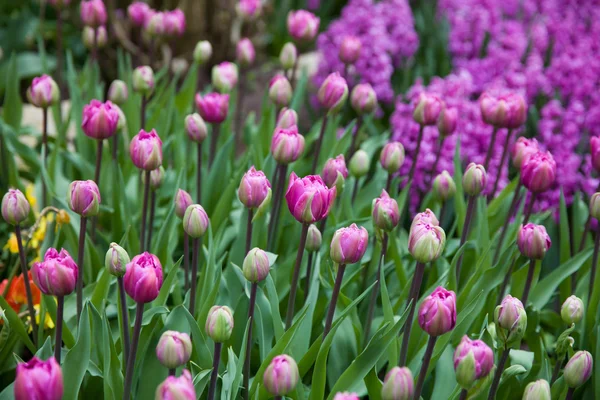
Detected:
left=32, top=248, right=78, bottom=297
left=418, top=286, right=457, bottom=336
left=521, top=151, right=557, bottom=193
left=195, top=93, right=230, bottom=124
left=285, top=173, right=336, bottom=224
left=130, top=129, right=163, bottom=171
left=14, top=357, right=63, bottom=400
left=330, top=223, right=369, bottom=264
left=123, top=252, right=164, bottom=303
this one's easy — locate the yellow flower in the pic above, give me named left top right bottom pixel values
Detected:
left=4, top=234, right=18, bottom=254
left=30, top=216, right=48, bottom=250
left=56, top=210, right=70, bottom=229
left=27, top=304, right=55, bottom=332
left=25, top=184, right=38, bottom=214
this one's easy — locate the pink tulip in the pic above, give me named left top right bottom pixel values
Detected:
left=437, top=107, right=458, bottom=137
left=238, top=166, right=272, bottom=209
left=380, top=142, right=405, bottom=173
left=410, top=208, right=440, bottom=230
left=164, top=9, right=185, bottom=37
left=211, top=62, right=239, bottom=93
left=156, top=331, right=192, bottom=369
left=155, top=369, right=196, bottom=400
left=32, top=248, right=78, bottom=297
left=185, top=113, right=208, bottom=143
left=82, top=100, right=119, bottom=140
left=123, top=252, right=164, bottom=303
left=1, top=189, right=30, bottom=225
left=276, top=108, right=298, bottom=129
left=174, top=189, right=193, bottom=219
left=27, top=75, right=59, bottom=109
left=591, top=136, right=600, bottom=173
left=479, top=91, right=527, bottom=129
left=520, top=151, right=556, bottom=193
left=453, top=335, right=494, bottom=388
left=330, top=223, right=369, bottom=264
left=372, top=189, right=400, bottom=232
left=263, top=355, right=300, bottom=396
left=334, top=393, right=359, bottom=400
left=318, top=72, right=348, bottom=113
left=237, top=38, right=256, bottom=67
left=517, top=223, right=552, bottom=260
left=285, top=173, right=336, bottom=224
left=237, top=0, right=262, bottom=20
left=67, top=180, right=101, bottom=217
left=271, top=125, right=305, bottom=164
left=339, top=35, right=361, bottom=65
left=269, top=75, right=293, bottom=108
left=322, top=154, right=348, bottom=189
left=129, top=129, right=163, bottom=171
left=418, top=286, right=456, bottom=336
left=80, top=0, right=107, bottom=28
left=287, top=10, right=320, bottom=41
left=195, top=93, right=230, bottom=124
left=511, top=137, right=539, bottom=169
left=127, top=2, right=151, bottom=27
left=14, top=357, right=63, bottom=400
left=413, top=93, right=444, bottom=126
left=350, top=83, right=377, bottom=115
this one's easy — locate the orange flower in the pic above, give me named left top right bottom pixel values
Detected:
left=2, top=271, right=41, bottom=312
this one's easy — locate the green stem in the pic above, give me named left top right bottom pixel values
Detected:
left=285, top=224, right=309, bottom=329
left=123, top=302, right=144, bottom=400
left=323, top=264, right=346, bottom=340
left=413, top=335, right=437, bottom=400
left=15, top=225, right=38, bottom=347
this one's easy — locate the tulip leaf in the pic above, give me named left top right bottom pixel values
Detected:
left=62, top=303, right=91, bottom=400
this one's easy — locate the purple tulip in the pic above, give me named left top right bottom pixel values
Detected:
left=82, top=100, right=119, bottom=140
left=339, top=35, right=361, bottom=65
left=479, top=91, right=527, bottom=129
left=185, top=113, right=208, bottom=143
left=123, top=252, right=164, bottom=303
left=127, top=2, right=151, bottom=27
left=182, top=204, right=209, bottom=238
left=372, top=189, right=400, bottom=232
left=462, top=162, right=487, bottom=196
left=521, top=151, right=557, bottom=193
left=318, top=72, right=348, bottom=113
left=591, top=136, right=600, bottom=173
left=195, top=93, right=230, bottom=124
left=271, top=125, right=305, bottom=164
left=517, top=223, right=552, bottom=260
left=437, top=107, right=458, bottom=137
left=80, top=0, right=107, bottom=28
left=380, top=142, right=405, bottom=173
left=1, top=189, right=30, bottom=225
left=413, top=93, right=444, bottom=126
left=453, top=335, right=494, bottom=388
left=350, top=83, right=377, bottom=115
left=238, top=166, right=272, bottom=209
left=32, top=248, right=78, bottom=297
left=276, top=108, right=298, bottom=129
left=564, top=351, right=593, bottom=388
left=511, top=137, right=539, bottom=169
left=163, top=9, right=185, bottom=37
left=129, top=129, right=163, bottom=171
left=263, top=355, right=300, bottom=396
left=322, top=154, right=348, bottom=189
left=330, top=223, right=369, bottom=264
left=285, top=173, right=336, bottom=224
left=174, top=189, right=193, bottom=219
left=287, top=10, right=320, bottom=41
left=27, top=75, right=59, bottom=109
left=14, top=357, right=63, bottom=400
left=67, top=180, right=101, bottom=217
left=418, top=286, right=457, bottom=336
left=408, top=219, right=446, bottom=264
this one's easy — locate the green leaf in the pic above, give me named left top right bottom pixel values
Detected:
left=62, top=303, right=92, bottom=400
left=2, top=53, right=23, bottom=129
left=0, top=296, right=35, bottom=353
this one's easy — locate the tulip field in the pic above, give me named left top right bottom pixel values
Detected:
left=1, top=0, right=600, bottom=399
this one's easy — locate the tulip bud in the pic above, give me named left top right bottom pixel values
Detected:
left=494, top=295, right=527, bottom=345
left=14, top=357, right=63, bottom=400
left=236, top=38, right=255, bottom=67
left=271, top=126, right=305, bottom=164
left=517, top=223, right=551, bottom=260
left=155, top=369, right=196, bottom=400
left=67, top=180, right=101, bottom=217
left=339, top=36, right=361, bottom=65
left=318, top=72, right=348, bottom=113
left=174, top=189, right=193, bottom=219
left=32, top=248, right=78, bottom=297
left=564, top=351, right=593, bottom=388
left=330, top=223, right=369, bottom=265
left=195, top=93, right=230, bottom=124
left=238, top=166, right=272, bottom=210
left=1, top=189, right=30, bottom=225
left=511, top=137, right=539, bottom=169
left=243, top=247, right=270, bottom=282
left=453, top=335, right=494, bottom=389
left=590, top=193, right=600, bottom=220
left=350, top=83, right=377, bottom=115
left=205, top=305, right=234, bottom=342
left=287, top=10, right=320, bottom=42
left=522, top=379, right=551, bottom=400
left=349, top=149, right=370, bottom=178
left=380, top=142, right=405, bottom=173
left=408, top=220, right=446, bottom=263
left=305, top=224, right=322, bottom=252
left=82, top=99, right=120, bottom=140
left=237, top=0, right=262, bottom=20
left=82, top=25, right=107, bottom=49
left=156, top=331, right=192, bottom=369
left=279, top=42, right=297, bottom=70
left=130, top=129, right=163, bottom=171
left=381, top=366, right=414, bottom=400
left=193, top=41, right=213, bottom=65
left=462, top=163, right=487, bottom=196
left=322, top=155, right=348, bottom=192
left=285, top=173, right=336, bottom=224
left=334, top=393, right=359, bottom=400
left=80, top=0, right=107, bottom=28
left=171, top=58, right=188, bottom=77
left=276, top=108, right=298, bottom=129
left=561, top=295, right=584, bottom=325
left=145, top=12, right=165, bottom=37
left=212, top=62, right=238, bottom=93
left=132, top=66, right=155, bottom=96
left=591, top=136, right=600, bottom=173
left=108, top=80, right=128, bottom=105
left=27, top=75, right=59, bottom=109
left=105, top=242, right=130, bottom=278
left=479, top=92, right=527, bottom=129
left=127, top=2, right=150, bottom=27
left=418, top=286, right=456, bottom=336
left=124, top=252, right=164, bottom=303
left=432, top=171, right=456, bottom=202
left=437, top=107, right=458, bottom=137
left=413, top=93, right=444, bottom=126
left=183, top=204, right=209, bottom=238
left=263, top=354, right=299, bottom=396
left=411, top=209, right=440, bottom=230
left=520, top=151, right=556, bottom=193
left=163, top=9, right=185, bottom=37
left=185, top=113, right=208, bottom=143
left=269, top=75, right=293, bottom=108
left=372, top=190, right=400, bottom=232
left=147, top=166, right=165, bottom=190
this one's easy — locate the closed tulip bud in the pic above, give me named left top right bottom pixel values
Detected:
left=517, top=223, right=551, bottom=260
left=381, top=366, right=414, bottom=400
left=591, top=136, right=600, bottom=173
left=114, top=104, right=126, bottom=131
left=437, top=107, right=458, bottom=137
left=156, top=331, right=192, bottom=369
left=238, top=166, right=272, bottom=209
left=130, top=129, right=163, bottom=171
left=564, top=351, right=593, bottom=388
left=453, top=335, right=494, bottom=389
left=263, top=354, right=299, bottom=396
left=195, top=93, right=230, bottom=124
left=287, top=10, right=320, bottom=42
left=27, top=75, right=59, bottom=109
left=479, top=91, right=527, bottom=129
left=561, top=295, right=584, bottom=325
left=82, top=100, right=120, bottom=140
left=163, top=9, right=185, bottom=37
left=285, top=173, right=336, bottom=224
left=495, top=295, right=527, bottom=345
left=522, top=380, right=551, bottom=400
left=339, top=36, right=361, bottom=64
left=418, top=286, right=456, bottom=336
left=183, top=204, right=209, bottom=238
left=462, top=163, right=487, bottom=196
left=322, top=155, right=348, bottom=191
left=271, top=126, right=305, bottom=164
left=243, top=247, right=270, bottom=282
left=318, top=72, right=348, bottom=113
left=413, top=93, right=444, bottom=126
left=306, top=224, right=322, bottom=252
left=14, top=357, right=63, bottom=400
left=511, top=137, right=539, bottom=169
left=145, top=12, right=166, bottom=37
left=279, top=42, right=297, bottom=70
left=171, top=58, right=188, bottom=77
left=276, top=108, right=298, bottom=129
left=155, top=369, right=196, bottom=400
left=372, top=190, right=400, bottom=232
left=521, top=151, right=556, bottom=193
left=330, top=223, right=369, bottom=265
left=590, top=193, right=600, bottom=220
left=334, top=393, right=359, bottom=400
left=408, top=221, right=446, bottom=263
left=236, top=38, right=255, bottom=67
left=124, top=252, right=163, bottom=303
left=380, top=142, right=405, bottom=173
left=237, top=0, right=261, bottom=20
left=432, top=171, right=456, bottom=202
left=350, top=83, right=377, bottom=115
left=68, top=180, right=101, bottom=217
left=269, top=75, right=293, bottom=108
left=80, top=0, right=107, bottom=28
left=411, top=209, right=440, bottom=230
left=32, top=248, right=78, bottom=297
left=2, top=189, right=30, bottom=225
left=185, top=113, right=208, bottom=143
left=83, top=25, right=107, bottom=49
left=205, top=305, right=234, bottom=342
left=174, top=189, right=193, bottom=219
left=146, top=166, right=165, bottom=190
left=105, top=242, right=130, bottom=277
left=349, top=149, right=370, bottom=177
left=108, top=80, right=128, bottom=105
left=211, top=62, right=238, bottom=93
left=127, top=2, right=150, bottom=27
left=132, top=66, right=155, bottom=96
left=193, top=40, right=213, bottom=65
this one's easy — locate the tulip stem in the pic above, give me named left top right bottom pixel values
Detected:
left=487, top=347, right=510, bottom=400
left=497, top=258, right=516, bottom=305
left=190, top=237, right=200, bottom=317
left=456, top=195, right=476, bottom=288
left=407, top=124, right=424, bottom=186
left=139, top=171, right=150, bottom=252
left=588, top=222, right=600, bottom=304
left=566, top=387, right=575, bottom=400
left=304, top=252, right=314, bottom=298
left=169, top=368, right=176, bottom=376
left=246, top=209, right=253, bottom=256
left=493, top=181, right=522, bottom=265
left=146, top=190, right=156, bottom=251
left=459, top=389, right=468, bottom=400
left=285, top=223, right=309, bottom=329
left=15, top=225, right=38, bottom=347
left=140, top=95, right=146, bottom=131
left=208, top=342, right=222, bottom=400
left=351, top=178, right=360, bottom=205
left=578, top=215, right=592, bottom=253
left=209, top=124, right=220, bottom=169
left=323, top=264, right=346, bottom=340
left=76, top=216, right=88, bottom=322
left=490, top=129, right=513, bottom=200
left=413, top=335, right=437, bottom=400
left=385, top=173, right=392, bottom=194
left=123, top=302, right=144, bottom=400
left=311, top=115, right=329, bottom=174
left=521, top=258, right=536, bottom=306
left=267, top=164, right=288, bottom=251
left=550, top=354, right=566, bottom=384
left=55, top=296, right=64, bottom=363
left=91, top=140, right=104, bottom=242
left=55, top=11, right=64, bottom=97
left=399, top=262, right=425, bottom=366
left=183, top=232, right=190, bottom=291
left=196, top=141, right=202, bottom=203
left=483, top=127, right=498, bottom=171
left=42, top=107, right=48, bottom=208
left=347, top=116, right=362, bottom=160
left=364, top=234, right=388, bottom=345
left=243, top=282, right=258, bottom=400
left=117, top=276, right=130, bottom=368
left=428, top=137, right=445, bottom=188
left=522, top=192, right=536, bottom=225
